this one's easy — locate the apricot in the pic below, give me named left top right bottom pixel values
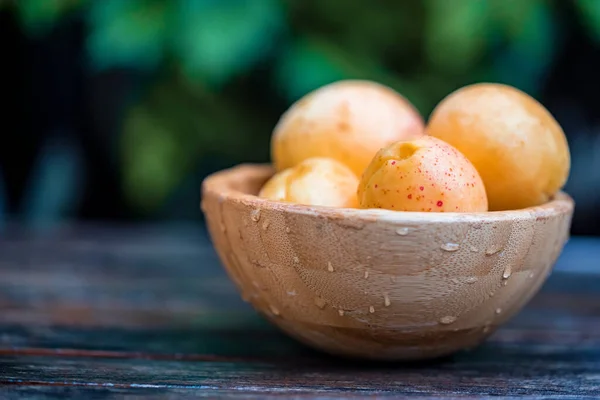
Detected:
left=427, top=83, right=570, bottom=211
left=259, top=158, right=359, bottom=208
left=357, top=136, right=488, bottom=212
left=271, top=80, right=425, bottom=177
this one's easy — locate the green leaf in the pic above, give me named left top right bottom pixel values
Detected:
left=16, top=0, right=83, bottom=37
left=174, top=0, right=284, bottom=86
left=491, top=1, right=557, bottom=94
left=86, top=0, right=170, bottom=71
left=274, top=36, right=430, bottom=115
left=575, top=0, right=600, bottom=42
left=424, top=0, right=491, bottom=74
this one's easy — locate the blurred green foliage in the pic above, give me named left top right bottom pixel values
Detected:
left=5, top=0, right=600, bottom=217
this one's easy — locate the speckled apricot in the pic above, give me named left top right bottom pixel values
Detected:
left=259, top=158, right=359, bottom=208
left=427, top=83, right=570, bottom=211
left=271, top=80, right=425, bottom=176
left=357, top=136, right=488, bottom=212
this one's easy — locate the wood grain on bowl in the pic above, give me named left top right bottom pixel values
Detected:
left=201, top=164, right=574, bottom=361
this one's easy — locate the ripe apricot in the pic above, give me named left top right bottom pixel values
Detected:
left=357, top=136, right=488, bottom=212
left=271, top=80, right=425, bottom=177
left=427, top=83, right=570, bottom=211
left=259, top=158, right=359, bottom=208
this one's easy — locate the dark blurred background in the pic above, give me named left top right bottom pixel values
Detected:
left=0, top=0, right=599, bottom=235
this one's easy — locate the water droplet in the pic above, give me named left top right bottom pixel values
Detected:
left=314, top=297, right=327, bottom=309
left=285, top=227, right=291, bottom=233
left=529, top=272, right=535, bottom=279
left=384, top=294, right=391, bottom=307
left=495, top=308, right=502, bottom=314
left=451, top=278, right=459, bottom=284
left=262, top=220, right=270, bottom=230
left=364, top=270, right=369, bottom=279
left=470, top=246, right=478, bottom=253
left=466, top=276, right=478, bottom=284
left=502, top=266, right=512, bottom=279
left=327, top=262, right=334, bottom=272
left=369, top=306, right=375, bottom=313
left=503, top=280, right=508, bottom=286
left=287, top=289, right=297, bottom=296
left=396, top=227, right=409, bottom=236
left=250, top=209, right=261, bottom=222
left=269, top=305, right=280, bottom=316
left=486, top=245, right=502, bottom=256
left=489, top=292, right=495, bottom=297
left=338, top=309, right=345, bottom=316
left=439, top=316, right=457, bottom=325
left=390, top=276, right=397, bottom=283
left=441, top=243, right=460, bottom=252
left=293, top=256, right=299, bottom=263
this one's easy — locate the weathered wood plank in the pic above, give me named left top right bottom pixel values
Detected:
left=2, top=352, right=600, bottom=397
left=1, top=226, right=599, bottom=397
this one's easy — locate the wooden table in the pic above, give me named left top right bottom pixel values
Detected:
left=1, top=225, right=599, bottom=398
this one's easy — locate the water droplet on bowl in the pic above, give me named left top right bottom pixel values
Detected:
left=314, top=296, right=327, bottom=309
left=338, top=309, right=345, bottom=316
left=327, top=262, right=334, bottom=272
left=293, top=256, right=299, bottom=263
left=250, top=209, right=261, bottom=222
left=269, top=305, right=280, bottom=316
left=529, top=272, right=535, bottom=279
left=441, top=243, right=460, bottom=252
left=285, top=227, right=291, bottom=233
left=451, top=278, right=459, bottom=284
left=396, top=227, right=409, bottom=236
left=287, top=289, right=297, bottom=296
left=495, top=308, right=502, bottom=314
left=384, top=294, right=391, bottom=307
left=439, top=316, right=457, bottom=325
left=369, top=306, right=375, bottom=313
left=466, top=276, right=478, bottom=284
left=502, top=266, right=512, bottom=279
left=470, top=246, right=478, bottom=253
left=486, top=245, right=502, bottom=256
left=364, top=270, right=369, bottom=279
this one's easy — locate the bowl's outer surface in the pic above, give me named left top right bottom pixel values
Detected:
left=201, top=164, right=574, bottom=361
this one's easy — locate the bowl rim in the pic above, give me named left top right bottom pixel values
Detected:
left=202, top=163, right=574, bottom=224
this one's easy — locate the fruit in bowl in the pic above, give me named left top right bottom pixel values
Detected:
left=201, top=80, right=574, bottom=361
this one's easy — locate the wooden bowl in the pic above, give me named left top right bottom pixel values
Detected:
left=201, top=163, right=574, bottom=361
